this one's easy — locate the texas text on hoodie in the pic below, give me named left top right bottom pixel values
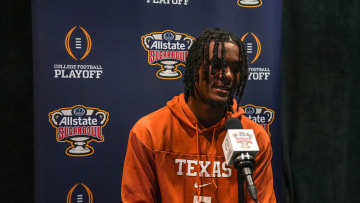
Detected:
left=121, top=93, right=276, bottom=203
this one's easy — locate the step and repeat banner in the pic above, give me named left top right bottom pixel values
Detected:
left=33, top=0, right=283, bottom=202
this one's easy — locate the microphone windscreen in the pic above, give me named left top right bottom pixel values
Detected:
left=225, top=118, right=242, bottom=130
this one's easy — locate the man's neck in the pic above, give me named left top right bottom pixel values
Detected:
left=187, top=96, right=226, bottom=129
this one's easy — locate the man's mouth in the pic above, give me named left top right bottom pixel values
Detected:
left=213, top=85, right=231, bottom=93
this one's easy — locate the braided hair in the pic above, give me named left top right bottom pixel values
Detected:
left=183, top=28, right=249, bottom=112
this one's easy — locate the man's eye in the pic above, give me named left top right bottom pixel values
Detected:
left=211, top=63, right=221, bottom=69
left=230, top=65, right=240, bottom=73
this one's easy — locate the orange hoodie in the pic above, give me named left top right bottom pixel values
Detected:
left=121, top=93, right=276, bottom=203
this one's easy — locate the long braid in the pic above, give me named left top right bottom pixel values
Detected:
left=183, top=28, right=249, bottom=112
left=234, top=39, right=249, bottom=111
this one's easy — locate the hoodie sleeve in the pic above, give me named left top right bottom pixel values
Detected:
left=246, top=127, right=277, bottom=203
left=121, top=129, right=161, bottom=203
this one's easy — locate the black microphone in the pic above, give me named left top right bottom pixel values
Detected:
left=222, top=118, right=259, bottom=202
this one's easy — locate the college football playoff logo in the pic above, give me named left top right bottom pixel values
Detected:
left=67, top=183, right=93, bottom=203
left=241, top=32, right=261, bottom=64
left=65, top=26, right=92, bottom=61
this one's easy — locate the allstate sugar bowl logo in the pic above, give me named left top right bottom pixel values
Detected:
left=141, top=30, right=195, bottom=79
left=49, top=105, right=109, bottom=157
left=242, top=104, right=275, bottom=137
left=234, top=131, right=253, bottom=148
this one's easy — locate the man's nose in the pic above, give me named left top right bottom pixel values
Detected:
left=219, top=67, right=234, bottom=82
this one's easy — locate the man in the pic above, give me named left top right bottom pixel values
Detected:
left=121, top=28, right=276, bottom=203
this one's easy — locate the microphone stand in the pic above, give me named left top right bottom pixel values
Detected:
left=237, top=170, right=245, bottom=203
left=234, top=153, right=259, bottom=203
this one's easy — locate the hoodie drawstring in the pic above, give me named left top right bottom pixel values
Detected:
left=196, top=124, right=201, bottom=201
left=196, top=125, right=221, bottom=201
left=211, top=128, right=218, bottom=189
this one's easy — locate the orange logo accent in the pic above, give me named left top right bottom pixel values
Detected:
left=241, top=32, right=261, bottom=64
left=67, top=183, right=93, bottom=203
left=65, top=26, right=92, bottom=61
left=237, top=0, right=262, bottom=7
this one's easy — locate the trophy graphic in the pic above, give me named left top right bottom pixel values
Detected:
left=49, top=106, right=109, bottom=156
left=238, top=0, right=262, bottom=7
left=235, top=132, right=252, bottom=148
left=142, top=31, right=194, bottom=79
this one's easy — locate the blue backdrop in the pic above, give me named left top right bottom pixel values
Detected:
left=33, top=0, right=283, bottom=202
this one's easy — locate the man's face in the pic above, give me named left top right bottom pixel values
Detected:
left=194, top=41, right=241, bottom=107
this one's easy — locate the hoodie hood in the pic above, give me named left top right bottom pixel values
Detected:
left=166, top=93, right=245, bottom=134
